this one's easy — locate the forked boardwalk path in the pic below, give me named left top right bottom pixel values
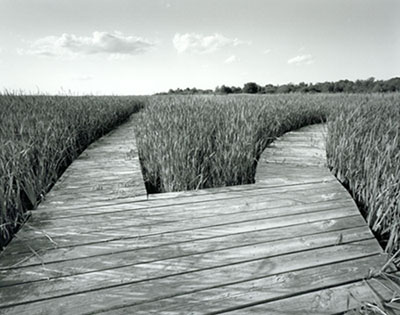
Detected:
left=0, top=119, right=398, bottom=314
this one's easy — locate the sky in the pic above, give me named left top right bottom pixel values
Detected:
left=0, top=0, right=399, bottom=95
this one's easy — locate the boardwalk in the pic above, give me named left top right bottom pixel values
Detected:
left=0, top=119, right=398, bottom=314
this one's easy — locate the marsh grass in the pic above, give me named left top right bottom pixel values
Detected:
left=135, top=94, right=328, bottom=193
left=326, top=93, right=400, bottom=255
left=0, top=94, right=145, bottom=248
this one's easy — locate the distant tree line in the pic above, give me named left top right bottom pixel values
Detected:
left=158, top=77, right=400, bottom=95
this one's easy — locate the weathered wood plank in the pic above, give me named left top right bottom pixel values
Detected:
left=257, top=123, right=327, bottom=168
left=95, top=254, right=391, bottom=315
left=25, top=186, right=351, bottom=233
left=34, top=180, right=345, bottom=219
left=2, top=210, right=361, bottom=266
left=0, top=229, right=377, bottom=300
left=269, top=139, right=325, bottom=147
left=37, top=176, right=345, bottom=215
left=255, top=164, right=334, bottom=186
left=0, top=240, right=383, bottom=314
left=5, top=204, right=357, bottom=260
left=0, top=211, right=363, bottom=270
left=264, top=157, right=326, bottom=167
left=223, top=273, right=400, bottom=315
left=18, top=202, right=351, bottom=241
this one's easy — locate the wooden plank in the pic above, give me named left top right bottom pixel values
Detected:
left=223, top=272, right=400, bottom=315
left=257, top=123, right=328, bottom=171
left=19, top=199, right=351, bottom=240
left=6, top=201, right=356, bottom=257
left=2, top=210, right=362, bottom=266
left=272, top=137, right=326, bottom=145
left=42, top=180, right=325, bottom=207
left=34, top=180, right=345, bottom=218
left=0, top=227, right=377, bottom=293
left=0, top=240, right=384, bottom=314
left=265, top=147, right=325, bottom=155
left=0, top=214, right=368, bottom=288
left=269, top=140, right=325, bottom=147
left=255, top=164, right=334, bottom=186
left=264, top=158, right=326, bottom=167
left=94, top=254, right=391, bottom=315
left=52, top=177, right=142, bottom=189
left=264, top=154, right=325, bottom=161
left=47, top=185, right=144, bottom=197
left=0, top=211, right=364, bottom=272
left=25, top=188, right=352, bottom=232
left=264, top=152, right=326, bottom=161
left=42, top=187, right=145, bottom=201
left=1, top=201, right=359, bottom=266
left=37, top=178, right=343, bottom=215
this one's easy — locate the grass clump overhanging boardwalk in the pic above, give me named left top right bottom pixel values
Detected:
left=0, top=94, right=145, bottom=249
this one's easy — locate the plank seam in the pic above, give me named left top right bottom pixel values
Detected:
left=0, top=238, right=377, bottom=296
left=90, top=255, right=389, bottom=315
left=12, top=203, right=357, bottom=249
left=36, top=179, right=337, bottom=214
left=28, top=196, right=353, bottom=232
left=6, top=212, right=362, bottom=258
left=0, top=223, right=370, bottom=273
left=0, top=242, right=380, bottom=310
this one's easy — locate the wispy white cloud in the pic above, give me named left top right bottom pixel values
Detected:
left=19, top=31, right=154, bottom=58
left=72, top=74, right=94, bottom=81
left=287, top=54, right=314, bottom=65
left=224, top=55, right=237, bottom=64
left=263, top=49, right=271, bottom=54
left=173, top=33, right=249, bottom=54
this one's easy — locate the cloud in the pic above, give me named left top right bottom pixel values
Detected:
left=72, top=75, right=93, bottom=81
left=224, top=55, right=236, bottom=64
left=173, top=33, right=249, bottom=54
left=20, top=31, right=154, bottom=58
left=287, top=54, right=314, bottom=65
left=263, top=49, right=271, bottom=54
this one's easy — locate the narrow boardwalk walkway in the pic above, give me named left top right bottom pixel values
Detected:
left=0, top=121, right=398, bottom=314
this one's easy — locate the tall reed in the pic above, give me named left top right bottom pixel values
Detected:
left=0, top=94, right=145, bottom=248
left=135, top=94, right=328, bottom=192
left=326, top=93, right=400, bottom=255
